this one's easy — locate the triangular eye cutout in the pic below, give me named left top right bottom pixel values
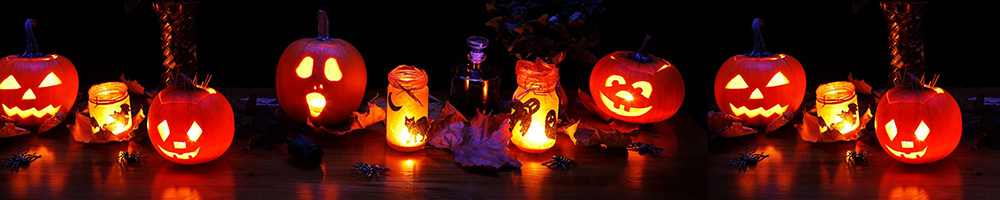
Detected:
left=38, top=72, right=62, bottom=88
left=885, top=119, right=897, bottom=141
left=915, top=121, right=930, bottom=141
left=187, top=122, right=203, bottom=142
left=296, top=56, right=314, bottom=78
left=725, top=75, right=748, bottom=89
left=157, top=120, right=170, bottom=142
left=324, top=58, right=342, bottom=81
left=766, top=72, right=789, bottom=87
left=0, top=75, right=20, bottom=90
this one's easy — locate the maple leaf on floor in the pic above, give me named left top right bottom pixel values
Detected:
left=428, top=102, right=521, bottom=169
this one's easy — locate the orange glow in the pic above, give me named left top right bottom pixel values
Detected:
left=765, top=72, right=789, bottom=87
left=885, top=120, right=898, bottom=140
left=187, top=122, right=203, bottom=141
left=21, top=89, right=36, bottom=100
left=296, top=56, right=314, bottom=78
left=306, top=92, right=326, bottom=117
left=0, top=75, right=20, bottom=89
left=38, top=72, right=62, bottom=88
left=725, top=75, right=749, bottom=89
left=88, top=82, right=133, bottom=135
left=2, top=104, right=59, bottom=118
left=816, top=81, right=860, bottom=135
left=657, top=64, right=670, bottom=72
left=387, top=65, right=429, bottom=152
left=915, top=121, right=929, bottom=141
left=749, top=88, right=764, bottom=99
left=157, top=121, right=170, bottom=142
left=599, top=92, right=652, bottom=117
left=161, top=186, right=203, bottom=200
left=324, top=58, right=342, bottom=81
left=729, top=103, right=787, bottom=118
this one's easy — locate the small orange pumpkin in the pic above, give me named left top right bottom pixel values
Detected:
left=875, top=85, right=960, bottom=164
left=714, top=18, right=805, bottom=126
left=148, top=83, right=234, bottom=165
left=589, top=36, right=684, bottom=124
left=0, top=19, right=79, bottom=127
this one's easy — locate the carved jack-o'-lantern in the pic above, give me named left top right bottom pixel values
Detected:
left=875, top=85, right=960, bottom=164
left=276, top=10, right=366, bottom=128
left=714, top=18, right=805, bottom=126
left=589, top=36, right=683, bottom=124
left=148, top=85, right=234, bottom=165
left=0, top=19, right=79, bottom=127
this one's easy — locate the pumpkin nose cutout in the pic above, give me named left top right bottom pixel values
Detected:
left=22, top=89, right=36, bottom=100
left=749, top=88, right=764, bottom=99
left=901, top=141, right=914, bottom=149
left=174, top=141, right=187, bottom=149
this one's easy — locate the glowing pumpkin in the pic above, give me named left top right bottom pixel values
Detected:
left=0, top=19, right=79, bottom=127
left=148, top=85, right=234, bottom=165
left=589, top=35, right=683, bottom=124
left=714, top=18, right=805, bottom=126
left=875, top=85, right=960, bottom=164
left=276, top=10, right=366, bottom=128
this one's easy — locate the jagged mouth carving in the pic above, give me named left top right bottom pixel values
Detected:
left=3, top=104, right=60, bottom=118
left=729, top=104, right=787, bottom=118
left=884, top=145, right=927, bottom=159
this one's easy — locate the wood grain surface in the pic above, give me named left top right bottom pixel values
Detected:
left=0, top=88, right=706, bottom=199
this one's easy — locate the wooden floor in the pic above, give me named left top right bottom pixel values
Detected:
left=4, top=87, right=999, bottom=199
left=0, top=88, right=707, bottom=199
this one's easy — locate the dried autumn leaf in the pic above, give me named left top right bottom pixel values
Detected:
left=765, top=112, right=795, bottom=133
left=557, top=118, right=579, bottom=138
left=428, top=102, right=521, bottom=169
left=120, top=74, right=146, bottom=95
left=0, top=122, right=29, bottom=139
left=609, top=120, right=639, bottom=133
left=309, top=95, right=386, bottom=135
left=717, top=122, right=758, bottom=138
left=577, top=89, right=613, bottom=121
left=795, top=108, right=870, bottom=143
left=707, top=111, right=743, bottom=133
left=848, top=73, right=873, bottom=95
left=592, top=128, right=632, bottom=148
left=38, top=112, right=68, bottom=133
left=67, top=109, right=142, bottom=143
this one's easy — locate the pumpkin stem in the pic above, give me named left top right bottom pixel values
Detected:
left=627, top=35, right=653, bottom=63
left=748, top=18, right=773, bottom=58
left=20, top=18, right=45, bottom=58
left=317, top=10, right=332, bottom=42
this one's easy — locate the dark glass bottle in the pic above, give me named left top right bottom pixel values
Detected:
left=449, top=36, right=500, bottom=117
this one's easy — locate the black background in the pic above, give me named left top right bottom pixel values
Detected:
left=0, top=0, right=994, bottom=116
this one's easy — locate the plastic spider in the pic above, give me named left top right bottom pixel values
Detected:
left=2, top=148, right=41, bottom=173
left=846, top=150, right=870, bottom=167
left=119, top=151, right=143, bottom=167
left=541, top=156, right=577, bottom=170
left=727, top=147, right=769, bottom=172
left=353, top=162, right=391, bottom=178
left=626, top=142, right=663, bottom=155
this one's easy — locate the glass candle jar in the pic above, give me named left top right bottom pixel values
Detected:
left=816, top=81, right=859, bottom=134
left=510, top=59, right=559, bottom=153
left=88, top=82, right=132, bottom=135
left=386, top=65, right=429, bottom=152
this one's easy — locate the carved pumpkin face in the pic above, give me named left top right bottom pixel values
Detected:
left=148, top=85, right=234, bottom=165
left=276, top=11, right=366, bottom=128
left=714, top=54, right=806, bottom=126
left=589, top=49, right=684, bottom=124
left=875, top=86, right=960, bottom=164
left=0, top=19, right=79, bottom=127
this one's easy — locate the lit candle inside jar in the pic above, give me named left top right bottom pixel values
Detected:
left=510, top=58, right=559, bottom=153
left=386, top=65, right=429, bottom=152
left=87, top=82, right=132, bottom=135
left=816, top=81, right=859, bottom=135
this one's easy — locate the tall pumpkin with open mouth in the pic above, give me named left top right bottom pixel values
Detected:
left=714, top=18, right=805, bottom=126
left=275, top=10, right=367, bottom=128
left=0, top=19, right=79, bottom=127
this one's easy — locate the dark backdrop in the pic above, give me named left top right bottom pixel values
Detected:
left=0, top=0, right=994, bottom=117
